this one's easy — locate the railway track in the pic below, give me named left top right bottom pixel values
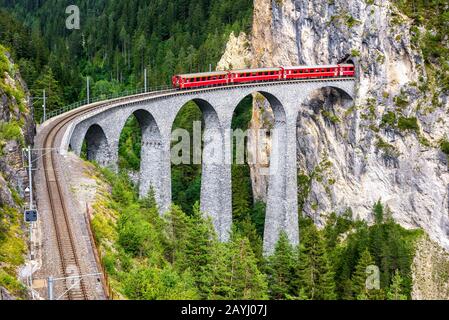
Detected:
left=42, top=110, right=90, bottom=300
left=39, top=76, right=354, bottom=300
left=40, top=88, right=177, bottom=300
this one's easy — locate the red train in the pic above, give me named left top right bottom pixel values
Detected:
left=172, top=64, right=355, bottom=89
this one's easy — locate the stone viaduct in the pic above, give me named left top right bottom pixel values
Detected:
left=63, top=79, right=355, bottom=253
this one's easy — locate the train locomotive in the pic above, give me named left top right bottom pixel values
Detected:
left=172, top=64, right=355, bottom=89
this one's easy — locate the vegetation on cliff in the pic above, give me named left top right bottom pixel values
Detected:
left=89, top=163, right=421, bottom=300
left=0, top=45, right=29, bottom=298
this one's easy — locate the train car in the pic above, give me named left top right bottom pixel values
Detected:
left=172, top=71, right=229, bottom=89
left=339, top=63, right=355, bottom=77
left=283, top=65, right=341, bottom=80
left=229, top=67, right=283, bottom=84
left=172, top=63, right=355, bottom=89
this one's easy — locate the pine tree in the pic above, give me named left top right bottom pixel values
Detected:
left=265, top=232, right=295, bottom=299
left=236, top=217, right=263, bottom=262
left=352, top=248, right=384, bottom=300
left=373, top=200, right=384, bottom=224
left=387, top=270, right=407, bottom=300
left=208, top=229, right=268, bottom=300
left=231, top=165, right=251, bottom=221
left=295, top=224, right=336, bottom=300
left=352, top=248, right=373, bottom=299
left=32, top=66, right=64, bottom=117
left=182, top=202, right=216, bottom=298
left=163, top=205, right=190, bottom=265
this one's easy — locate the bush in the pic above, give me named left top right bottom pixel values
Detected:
left=381, top=111, right=397, bottom=127
left=440, top=139, right=449, bottom=155
left=0, top=121, right=24, bottom=146
left=397, top=116, right=419, bottom=132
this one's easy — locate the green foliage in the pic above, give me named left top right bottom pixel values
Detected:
left=381, top=111, right=397, bottom=128
left=31, top=66, right=64, bottom=121
left=345, top=15, right=361, bottom=28
left=0, top=45, right=27, bottom=115
left=397, top=116, right=419, bottom=132
left=170, top=101, right=202, bottom=215
left=208, top=231, right=268, bottom=300
left=0, top=206, right=27, bottom=297
left=0, top=121, right=25, bottom=147
left=95, top=168, right=268, bottom=300
left=0, top=269, right=26, bottom=297
left=329, top=202, right=422, bottom=300
left=0, top=0, right=254, bottom=114
left=265, top=232, right=296, bottom=299
left=321, top=110, right=341, bottom=124
left=295, top=223, right=337, bottom=300
left=95, top=164, right=424, bottom=301
left=297, top=173, right=312, bottom=213
left=387, top=270, right=407, bottom=300
left=123, top=265, right=199, bottom=300
left=393, top=94, right=409, bottom=109
left=351, top=49, right=361, bottom=57
left=439, top=138, right=449, bottom=155
left=118, top=115, right=142, bottom=171
left=351, top=248, right=384, bottom=300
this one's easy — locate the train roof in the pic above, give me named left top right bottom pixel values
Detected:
left=283, top=64, right=354, bottom=69
left=176, top=71, right=229, bottom=78
left=232, top=67, right=283, bottom=73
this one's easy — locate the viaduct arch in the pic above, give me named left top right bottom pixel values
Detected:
left=66, top=79, right=355, bottom=253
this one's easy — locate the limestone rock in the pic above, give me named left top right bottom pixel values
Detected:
left=412, top=234, right=449, bottom=299
left=216, top=31, right=253, bottom=71
left=219, top=0, right=449, bottom=251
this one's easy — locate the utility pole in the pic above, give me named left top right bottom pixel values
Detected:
left=26, top=146, right=34, bottom=299
left=87, top=76, right=90, bottom=104
left=209, top=64, right=212, bottom=72
left=144, top=68, right=148, bottom=93
left=42, top=89, right=46, bottom=123
left=27, top=147, right=33, bottom=210
left=48, top=276, right=54, bottom=300
left=47, top=273, right=101, bottom=300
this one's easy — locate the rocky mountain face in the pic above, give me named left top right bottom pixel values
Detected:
left=0, top=48, right=34, bottom=209
left=0, top=46, right=34, bottom=298
left=218, top=0, right=449, bottom=252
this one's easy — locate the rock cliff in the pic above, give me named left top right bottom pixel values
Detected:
left=218, top=0, right=449, bottom=252
left=0, top=45, right=34, bottom=298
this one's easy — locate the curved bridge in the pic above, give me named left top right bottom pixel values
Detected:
left=55, top=78, right=355, bottom=253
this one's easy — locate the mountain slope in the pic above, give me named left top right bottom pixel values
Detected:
left=0, top=44, right=34, bottom=299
